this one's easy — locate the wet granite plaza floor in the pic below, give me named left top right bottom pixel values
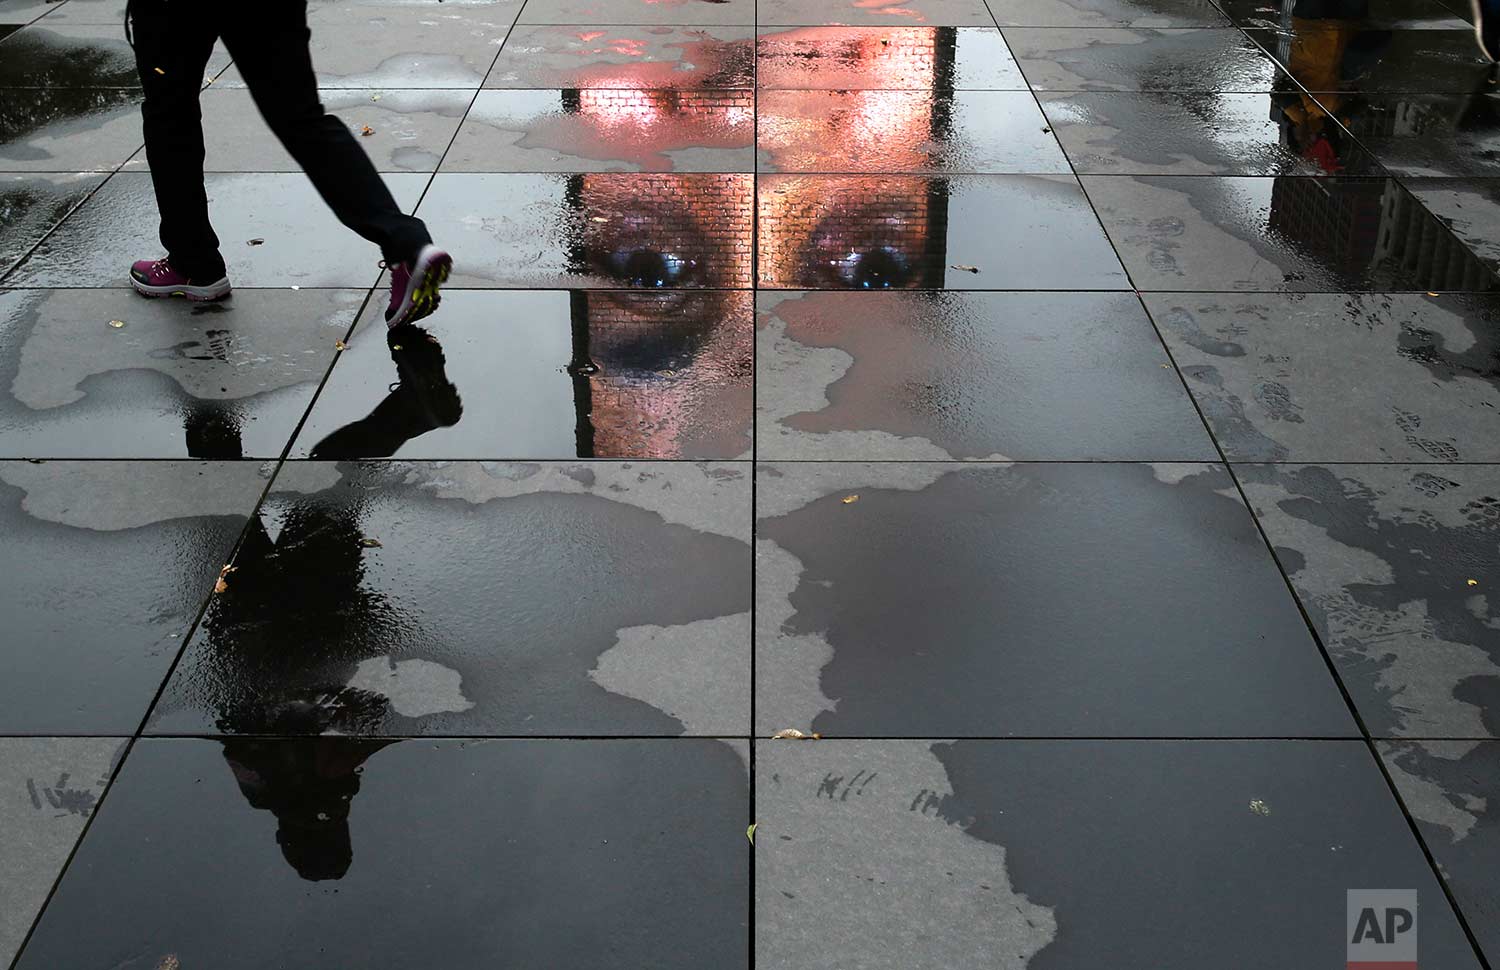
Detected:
left=2, top=0, right=1499, bottom=965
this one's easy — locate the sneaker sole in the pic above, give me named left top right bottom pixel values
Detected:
left=130, top=276, right=232, bottom=301
left=388, top=248, right=452, bottom=328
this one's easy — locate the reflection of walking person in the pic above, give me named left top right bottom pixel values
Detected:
left=123, top=0, right=450, bottom=326
left=222, top=738, right=393, bottom=881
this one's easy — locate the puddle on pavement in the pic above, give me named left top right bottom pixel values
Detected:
left=757, top=174, right=1128, bottom=289
left=487, top=24, right=754, bottom=88
left=756, top=26, right=1027, bottom=89
left=0, top=461, right=264, bottom=734
left=15, top=737, right=749, bottom=968
left=149, top=461, right=750, bottom=736
left=0, top=288, right=358, bottom=459
left=1086, top=174, right=1500, bottom=291
left=417, top=172, right=753, bottom=288
left=446, top=88, right=754, bottom=172
left=299, top=290, right=751, bottom=460
left=756, top=89, right=1069, bottom=174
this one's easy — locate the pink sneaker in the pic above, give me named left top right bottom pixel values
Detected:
left=129, top=257, right=232, bottom=301
left=385, top=244, right=452, bottom=328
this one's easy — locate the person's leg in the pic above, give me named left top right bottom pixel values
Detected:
left=217, top=1, right=432, bottom=264
left=128, top=0, right=228, bottom=287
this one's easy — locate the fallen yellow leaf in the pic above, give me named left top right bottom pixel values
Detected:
left=841, top=494, right=859, bottom=505
left=1249, top=799, right=1270, bottom=816
left=1427, top=291, right=1440, bottom=297
left=770, top=729, right=821, bottom=740
left=153, top=67, right=165, bottom=75
left=747, top=823, right=756, bottom=844
left=335, top=340, right=348, bottom=350
left=1468, top=579, right=1479, bottom=587
left=361, top=125, right=375, bottom=136
left=108, top=319, right=125, bottom=329
left=360, top=537, right=383, bottom=548
left=213, top=564, right=237, bottom=594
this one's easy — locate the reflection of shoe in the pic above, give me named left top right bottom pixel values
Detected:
left=1474, top=0, right=1500, bottom=60
left=384, top=244, right=451, bottom=327
left=389, top=324, right=463, bottom=428
left=129, top=256, right=231, bottom=301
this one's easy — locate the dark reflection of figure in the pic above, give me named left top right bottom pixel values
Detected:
left=187, top=326, right=457, bottom=880
left=309, top=324, right=463, bottom=459
left=221, top=737, right=393, bottom=882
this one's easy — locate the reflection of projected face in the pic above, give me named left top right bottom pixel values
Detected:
left=757, top=31, right=949, bottom=289
left=574, top=172, right=752, bottom=289
left=574, top=291, right=751, bottom=458
left=569, top=175, right=752, bottom=458
left=522, top=89, right=753, bottom=171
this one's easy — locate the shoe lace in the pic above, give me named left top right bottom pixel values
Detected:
left=151, top=257, right=172, bottom=275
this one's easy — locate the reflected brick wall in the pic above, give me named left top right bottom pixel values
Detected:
left=758, top=175, right=950, bottom=289
left=571, top=173, right=753, bottom=288
left=569, top=291, right=753, bottom=458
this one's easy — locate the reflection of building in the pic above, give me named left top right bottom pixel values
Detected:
left=1268, top=177, right=1497, bottom=289
left=757, top=28, right=957, bottom=288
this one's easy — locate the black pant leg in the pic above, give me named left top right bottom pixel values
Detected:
left=218, top=1, right=432, bottom=265
left=130, top=0, right=226, bottom=279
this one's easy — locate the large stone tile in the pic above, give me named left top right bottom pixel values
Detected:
left=756, top=291, right=1215, bottom=459
left=415, top=172, right=753, bottom=288
left=5, top=171, right=428, bottom=287
left=1005, top=26, right=1285, bottom=90
left=14, top=737, right=749, bottom=969
left=758, top=174, right=1129, bottom=289
left=0, top=87, right=141, bottom=172
left=148, top=461, right=751, bottom=736
left=1219, top=0, right=1468, bottom=29
left=0, top=172, right=103, bottom=274
left=0, top=288, right=358, bottom=459
left=1148, top=293, right=1500, bottom=462
left=757, top=739, right=1481, bottom=970
left=485, top=24, right=754, bottom=89
left=295, top=290, right=752, bottom=460
left=1083, top=174, right=1500, bottom=291
left=755, top=462, right=1355, bottom=736
left=1404, top=177, right=1500, bottom=272
left=756, top=26, right=1028, bottom=90
left=1040, top=91, right=1383, bottom=175
left=442, top=89, right=754, bottom=173
left=518, top=0, right=754, bottom=24
left=1254, top=27, right=1495, bottom=94
left=0, top=0, right=69, bottom=24
left=0, top=22, right=229, bottom=87
left=214, top=4, right=515, bottom=88
left=987, top=0, right=1229, bottom=27
left=143, top=88, right=472, bottom=173
left=1380, top=740, right=1499, bottom=964
left=758, top=0, right=996, bottom=25
left=0, top=738, right=126, bottom=969
left=1346, top=94, right=1500, bottom=178
left=0, top=461, right=265, bottom=733
left=757, top=90, right=1071, bottom=174
left=1239, top=463, right=1500, bottom=739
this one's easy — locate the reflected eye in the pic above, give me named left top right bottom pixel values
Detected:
left=841, top=247, right=911, bottom=289
left=607, top=249, right=692, bottom=288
